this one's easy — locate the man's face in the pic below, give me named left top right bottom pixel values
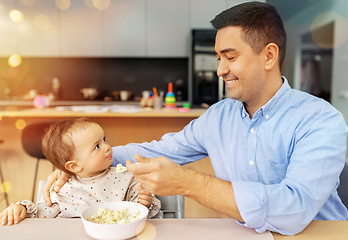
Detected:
left=214, top=26, right=266, bottom=106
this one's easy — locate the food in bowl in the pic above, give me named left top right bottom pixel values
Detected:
left=81, top=201, right=149, bottom=240
left=86, top=207, right=140, bottom=225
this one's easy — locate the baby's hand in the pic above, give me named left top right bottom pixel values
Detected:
left=137, top=185, right=152, bottom=208
left=0, top=204, right=26, bottom=226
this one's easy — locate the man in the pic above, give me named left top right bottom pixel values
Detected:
left=44, top=2, right=347, bottom=235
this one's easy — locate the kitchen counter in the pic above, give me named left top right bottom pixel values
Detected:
left=0, top=106, right=206, bottom=118
left=0, top=99, right=141, bottom=107
left=0, top=99, right=206, bottom=118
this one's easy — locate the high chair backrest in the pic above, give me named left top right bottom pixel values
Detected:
left=36, top=180, right=47, bottom=203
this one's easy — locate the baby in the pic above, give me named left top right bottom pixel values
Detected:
left=0, top=118, right=160, bottom=225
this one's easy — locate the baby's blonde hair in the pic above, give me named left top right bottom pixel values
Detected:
left=42, top=118, right=96, bottom=174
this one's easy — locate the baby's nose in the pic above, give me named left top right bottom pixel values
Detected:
left=104, top=143, right=111, bottom=152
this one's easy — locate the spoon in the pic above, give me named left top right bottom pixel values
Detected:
left=116, top=163, right=127, bottom=173
left=115, top=162, right=141, bottom=173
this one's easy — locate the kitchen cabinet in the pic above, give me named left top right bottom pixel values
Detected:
left=0, top=0, right=259, bottom=58
left=147, top=0, right=189, bottom=57
left=16, top=0, right=59, bottom=56
left=227, top=0, right=265, bottom=8
left=103, top=0, right=146, bottom=57
left=60, top=1, right=103, bottom=56
left=0, top=0, right=17, bottom=56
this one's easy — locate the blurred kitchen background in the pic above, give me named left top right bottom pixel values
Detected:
left=1, top=0, right=348, bottom=214
left=0, top=0, right=347, bottom=110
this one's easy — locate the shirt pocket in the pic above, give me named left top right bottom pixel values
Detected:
left=268, top=159, right=288, bottom=184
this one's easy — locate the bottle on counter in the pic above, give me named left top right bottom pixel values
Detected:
left=140, top=90, right=150, bottom=107
left=52, top=78, right=61, bottom=100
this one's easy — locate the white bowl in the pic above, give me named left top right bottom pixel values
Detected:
left=81, top=201, right=149, bottom=240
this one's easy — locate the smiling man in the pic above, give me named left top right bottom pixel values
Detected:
left=214, top=26, right=282, bottom=117
left=44, top=1, right=348, bottom=235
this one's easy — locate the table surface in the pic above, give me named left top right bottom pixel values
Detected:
left=0, top=218, right=347, bottom=240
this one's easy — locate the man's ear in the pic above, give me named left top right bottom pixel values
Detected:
left=65, top=161, right=82, bottom=173
left=264, top=43, right=279, bottom=71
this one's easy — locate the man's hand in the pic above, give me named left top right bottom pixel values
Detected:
left=0, top=204, right=26, bottom=226
left=126, top=154, right=186, bottom=196
left=126, top=153, right=243, bottom=222
left=43, top=169, right=70, bottom=206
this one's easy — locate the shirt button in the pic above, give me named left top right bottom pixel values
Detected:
left=250, top=128, right=254, bottom=133
left=249, top=160, right=254, bottom=165
left=242, top=113, right=246, bottom=117
left=265, top=114, right=269, bottom=119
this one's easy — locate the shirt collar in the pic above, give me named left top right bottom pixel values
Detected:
left=260, top=76, right=291, bottom=120
left=240, top=76, right=291, bottom=120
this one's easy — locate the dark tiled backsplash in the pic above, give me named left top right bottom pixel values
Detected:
left=0, top=57, right=188, bottom=101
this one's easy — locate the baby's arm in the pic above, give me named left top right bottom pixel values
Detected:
left=0, top=203, right=26, bottom=226
left=35, top=195, right=61, bottom=218
left=127, top=179, right=161, bottom=218
left=138, top=185, right=152, bottom=207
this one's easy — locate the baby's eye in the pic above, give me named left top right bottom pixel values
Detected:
left=94, top=144, right=100, bottom=150
left=103, top=136, right=106, bottom=142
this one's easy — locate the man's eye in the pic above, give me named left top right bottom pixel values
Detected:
left=94, top=144, right=100, bottom=150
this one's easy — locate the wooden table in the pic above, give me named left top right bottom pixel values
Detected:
left=0, top=218, right=272, bottom=240
left=273, top=220, right=348, bottom=239
left=0, top=219, right=347, bottom=240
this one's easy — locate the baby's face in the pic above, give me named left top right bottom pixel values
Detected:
left=72, top=123, right=113, bottom=178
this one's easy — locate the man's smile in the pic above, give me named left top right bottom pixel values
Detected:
left=225, top=78, right=238, bottom=86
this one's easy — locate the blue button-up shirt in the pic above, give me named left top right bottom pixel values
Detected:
left=112, top=77, right=348, bottom=235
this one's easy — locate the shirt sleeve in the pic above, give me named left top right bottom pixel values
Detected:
left=16, top=200, right=37, bottom=218
left=112, top=117, right=209, bottom=167
left=233, top=108, right=348, bottom=235
left=17, top=199, right=61, bottom=219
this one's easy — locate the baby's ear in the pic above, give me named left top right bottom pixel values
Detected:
left=65, top=161, right=82, bottom=173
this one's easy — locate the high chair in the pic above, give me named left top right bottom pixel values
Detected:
left=21, top=121, right=57, bottom=202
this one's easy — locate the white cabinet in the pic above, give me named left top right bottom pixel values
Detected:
left=0, top=0, right=17, bottom=56
left=0, top=0, right=262, bottom=57
left=103, top=0, right=146, bottom=57
left=16, top=0, right=59, bottom=56
left=60, top=1, right=103, bottom=56
left=227, top=0, right=265, bottom=8
left=190, top=0, right=227, bottom=29
left=147, top=0, right=189, bottom=57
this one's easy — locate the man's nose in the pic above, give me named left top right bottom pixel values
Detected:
left=217, top=60, right=229, bottom=77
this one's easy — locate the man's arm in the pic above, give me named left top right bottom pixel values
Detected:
left=126, top=154, right=244, bottom=222
left=43, top=169, right=70, bottom=206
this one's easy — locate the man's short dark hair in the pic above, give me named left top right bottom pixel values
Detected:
left=211, top=1, right=287, bottom=69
